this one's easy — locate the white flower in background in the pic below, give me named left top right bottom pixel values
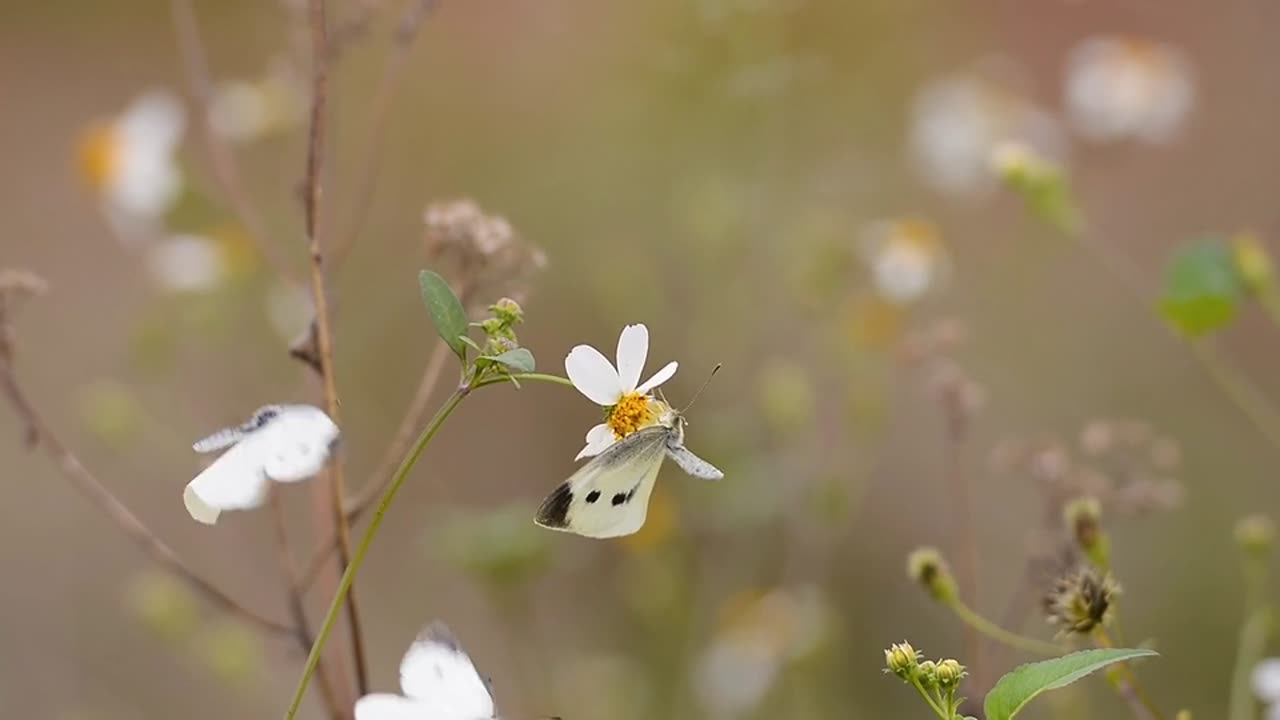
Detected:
left=695, top=586, right=831, bottom=718
left=265, top=281, right=314, bottom=343
left=208, top=60, right=306, bottom=142
left=354, top=621, right=496, bottom=720
left=184, top=405, right=338, bottom=525
left=859, top=218, right=947, bottom=304
left=910, top=62, right=1065, bottom=196
left=78, top=90, right=186, bottom=219
left=1065, top=36, right=1194, bottom=144
left=1254, top=659, right=1280, bottom=719
left=565, top=324, right=678, bottom=460
left=145, top=234, right=228, bottom=293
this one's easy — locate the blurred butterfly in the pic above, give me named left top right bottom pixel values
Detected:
left=183, top=404, right=339, bottom=525
left=355, top=621, right=562, bottom=720
left=535, top=381, right=723, bottom=539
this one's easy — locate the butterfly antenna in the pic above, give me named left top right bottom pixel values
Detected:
left=681, top=363, right=722, bottom=412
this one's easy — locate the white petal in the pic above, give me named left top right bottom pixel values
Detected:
left=183, top=443, right=270, bottom=525
left=1255, top=659, right=1280, bottom=702
left=353, top=695, right=427, bottom=720
left=615, top=324, right=649, bottom=393
left=565, top=345, right=622, bottom=405
left=576, top=423, right=617, bottom=461
left=636, top=361, right=678, bottom=394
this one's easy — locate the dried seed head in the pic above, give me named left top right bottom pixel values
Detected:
left=422, top=199, right=547, bottom=309
left=907, top=547, right=958, bottom=603
left=1043, top=566, right=1119, bottom=635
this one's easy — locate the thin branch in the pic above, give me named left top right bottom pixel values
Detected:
left=0, top=352, right=293, bottom=638
left=330, top=0, right=439, bottom=269
left=268, top=488, right=345, bottom=719
left=169, top=0, right=301, bottom=286
left=302, top=0, right=370, bottom=696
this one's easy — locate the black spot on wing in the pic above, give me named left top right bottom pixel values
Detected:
left=243, top=405, right=282, bottom=432
left=585, top=490, right=601, bottom=504
left=535, top=483, right=573, bottom=528
left=611, top=492, right=628, bottom=506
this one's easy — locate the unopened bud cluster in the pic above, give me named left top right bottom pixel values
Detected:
left=479, top=297, right=524, bottom=355
left=883, top=641, right=967, bottom=690
left=907, top=547, right=958, bottom=603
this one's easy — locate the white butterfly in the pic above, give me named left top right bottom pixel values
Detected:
left=534, top=410, right=723, bottom=539
left=355, top=621, right=497, bottom=720
left=183, top=404, right=339, bottom=525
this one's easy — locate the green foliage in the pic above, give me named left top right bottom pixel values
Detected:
left=1160, top=239, right=1245, bottom=336
left=983, top=648, right=1158, bottom=720
left=482, top=347, right=535, bottom=373
left=418, top=270, right=469, bottom=358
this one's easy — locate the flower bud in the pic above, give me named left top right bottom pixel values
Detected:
left=884, top=641, right=920, bottom=679
left=935, top=658, right=967, bottom=689
left=907, top=547, right=958, bottom=603
left=1233, top=233, right=1274, bottom=295
left=1063, top=496, right=1105, bottom=558
left=1235, top=514, right=1275, bottom=558
left=490, top=297, right=524, bottom=326
left=917, top=660, right=939, bottom=689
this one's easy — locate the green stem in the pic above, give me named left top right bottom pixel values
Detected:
left=285, top=387, right=468, bottom=718
left=910, top=678, right=950, bottom=719
left=946, top=599, right=1063, bottom=656
left=283, top=371, right=573, bottom=717
left=1228, top=552, right=1273, bottom=720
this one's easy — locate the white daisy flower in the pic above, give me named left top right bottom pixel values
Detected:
left=208, top=61, right=305, bottom=143
left=1065, top=36, right=1195, bottom=144
left=145, top=234, right=229, bottom=293
left=79, top=90, right=186, bottom=220
left=184, top=405, right=338, bottom=525
left=1255, top=658, right=1280, bottom=704
left=354, top=621, right=496, bottom=720
left=565, top=323, right=679, bottom=460
left=910, top=62, right=1065, bottom=197
left=859, top=219, right=947, bottom=304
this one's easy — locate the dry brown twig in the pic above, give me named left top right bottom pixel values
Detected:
left=0, top=271, right=294, bottom=639
left=169, top=0, right=302, bottom=286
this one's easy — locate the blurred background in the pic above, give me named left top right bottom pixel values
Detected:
left=3, top=0, right=1280, bottom=717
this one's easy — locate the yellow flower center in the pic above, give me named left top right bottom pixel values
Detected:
left=78, top=122, right=119, bottom=190
left=607, top=392, right=656, bottom=439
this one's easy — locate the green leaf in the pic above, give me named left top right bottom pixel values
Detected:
left=1159, top=239, right=1245, bottom=337
left=418, top=270, right=469, bottom=358
left=984, top=648, right=1158, bottom=720
left=482, top=348, right=535, bottom=374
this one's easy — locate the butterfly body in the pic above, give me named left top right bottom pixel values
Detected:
left=535, top=411, right=722, bottom=539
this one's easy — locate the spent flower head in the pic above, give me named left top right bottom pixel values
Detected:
left=1043, top=566, right=1119, bottom=636
left=907, top=547, right=958, bottom=603
left=565, top=323, right=678, bottom=460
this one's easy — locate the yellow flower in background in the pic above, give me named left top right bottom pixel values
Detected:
left=910, top=59, right=1065, bottom=196
left=78, top=90, right=186, bottom=220
left=1065, top=36, right=1195, bottom=144
left=859, top=218, right=948, bottom=305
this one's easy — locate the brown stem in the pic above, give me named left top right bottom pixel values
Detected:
left=168, top=0, right=301, bottom=286
left=0, top=352, right=292, bottom=638
left=268, top=489, right=345, bottom=719
left=302, top=0, right=370, bottom=697
left=1094, top=626, right=1164, bottom=720
left=330, top=0, right=439, bottom=269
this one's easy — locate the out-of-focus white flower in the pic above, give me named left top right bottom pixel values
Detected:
left=145, top=234, right=228, bottom=293
left=1065, top=36, right=1194, bottom=144
left=79, top=90, right=186, bottom=219
left=265, top=281, right=314, bottom=343
left=208, top=61, right=305, bottom=142
left=1255, top=658, right=1280, bottom=719
left=859, top=219, right=947, bottom=304
left=695, top=586, right=831, bottom=718
left=184, top=405, right=338, bottom=524
left=910, top=62, right=1065, bottom=196
left=565, top=323, right=678, bottom=460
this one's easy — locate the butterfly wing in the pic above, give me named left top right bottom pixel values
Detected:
left=352, top=695, right=432, bottom=720
left=183, top=441, right=271, bottom=524
left=397, top=621, right=495, bottom=718
left=535, top=426, right=668, bottom=538
left=259, top=405, right=340, bottom=482
left=665, top=442, right=724, bottom=480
